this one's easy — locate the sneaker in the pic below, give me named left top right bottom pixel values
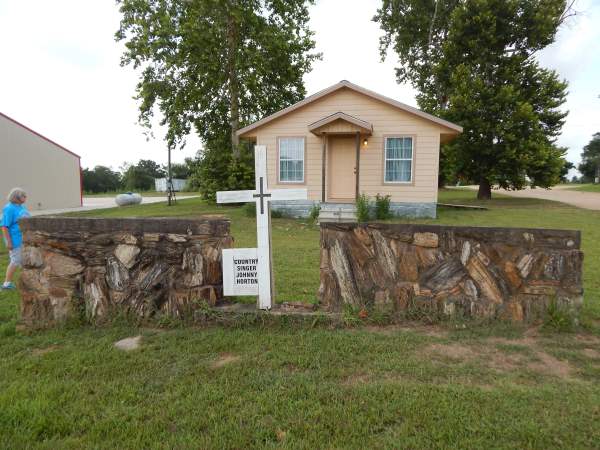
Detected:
left=1, top=282, right=16, bottom=290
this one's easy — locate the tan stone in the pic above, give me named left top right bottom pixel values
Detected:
left=115, top=233, right=138, bottom=245
left=517, top=254, right=535, bottom=278
left=167, top=234, right=188, bottom=243
left=114, top=244, right=140, bottom=269
left=413, top=232, right=439, bottom=248
left=143, top=233, right=161, bottom=242
left=44, top=253, right=84, bottom=277
left=22, top=246, right=43, bottom=268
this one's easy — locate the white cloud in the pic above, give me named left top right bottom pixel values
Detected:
left=0, top=0, right=597, bottom=173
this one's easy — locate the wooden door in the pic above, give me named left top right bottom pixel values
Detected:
left=328, top=136, right=355, bottom=201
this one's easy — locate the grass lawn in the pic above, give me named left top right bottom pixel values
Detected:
left=1, top=190, right=599, bottom=448
left=565, top=184, right=600, bottom=193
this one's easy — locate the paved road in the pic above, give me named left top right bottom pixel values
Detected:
left=30, top=195, right=199, bottom=216
left=467, top=185, right=600, bottom=211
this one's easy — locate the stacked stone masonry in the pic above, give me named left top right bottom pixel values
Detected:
left=318, top=223, right=583, bottom=321
left=19, top=217, right=232, bottom=326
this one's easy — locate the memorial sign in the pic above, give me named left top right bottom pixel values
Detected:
left=216, top=145, right=308, bottom=309
left=222, top=248, right=259, bottom=296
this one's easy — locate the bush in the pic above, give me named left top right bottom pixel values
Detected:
left=189, top=141, right=255, bottom=202
left=356, top=193, right=371, bottom=222
left=308, top=204, right=321, bottom=224
left=374, top=194, right=392, bottom=220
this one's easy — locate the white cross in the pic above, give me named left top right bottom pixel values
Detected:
left=217, top=145, right=308, bottom=309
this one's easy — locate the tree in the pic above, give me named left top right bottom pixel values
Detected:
left=578, top=133, right=600, bottom=182
left=168, top=163, right=190, bottom=179
left=121, top=159, right=164, bottom=191
left=136, top=159, right=165, bottom=178
left=559, top=160, right=575, bottom=183
left=82, top=166, right=122, bottom=193
left=375, top=0, right=572, bottom=199
left=116, top=0, right=320, bottom=159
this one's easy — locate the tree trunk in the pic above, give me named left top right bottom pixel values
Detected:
left=477, top=179, right=492, bottom=200
left=226, top=8, right=240, bottom=158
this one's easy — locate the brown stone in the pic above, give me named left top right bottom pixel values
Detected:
left=503, top=261, right=522, bottom=290
left=413, top=232, right=439, bottom=248
left=465, top=257, right=503, bottom=304
left=502, top=302, right=524, bottom=322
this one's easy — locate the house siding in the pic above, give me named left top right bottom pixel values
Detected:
left=246, top=87, right=448, bottom=211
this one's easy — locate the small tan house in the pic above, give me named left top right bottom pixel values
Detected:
left=237, top=80, right=462, bottom=218
left=0, top=112, right=82, bottom=211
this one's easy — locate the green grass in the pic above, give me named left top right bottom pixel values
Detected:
left=1, top=190, right=600, bottom=448
left=565, top=184, right=600, bottom=193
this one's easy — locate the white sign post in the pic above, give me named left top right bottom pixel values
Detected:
left=217, top=145, right=308, bottom=310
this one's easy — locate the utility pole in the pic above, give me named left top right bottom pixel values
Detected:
left=167, top=147, right=176, bottom=206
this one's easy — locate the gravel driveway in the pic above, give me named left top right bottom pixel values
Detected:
left=30, top=195, right=199, bottom=216
left=468, top=185, right=600, bottom=211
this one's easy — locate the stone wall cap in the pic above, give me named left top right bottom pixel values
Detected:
left=320, top=222, right=581, bottom=249
left=20, top=216, right=231, bottom=236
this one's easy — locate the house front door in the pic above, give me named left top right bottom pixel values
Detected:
left=328, top=136, right=356, bottom=201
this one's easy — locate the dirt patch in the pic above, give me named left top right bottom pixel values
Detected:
left=427, top=343, right=479, bottom=360
left=528, top=351, right=573, bottom=380
left=341, top=373, right=372, bottom=386
left=426, top=341, right=576, bottom=380
left=211, top=353, right=240, bottom=369
left=581, top=348, right=600, bottom=359
left=31, top=345, right=60, bottom=356
left=362, top=324, right=448, bottom=338
left=575, top=335, right=600, bottom=345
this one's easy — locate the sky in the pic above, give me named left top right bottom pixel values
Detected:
left=0, top=0, right=598, bottom=174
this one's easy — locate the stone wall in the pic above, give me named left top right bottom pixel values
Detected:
left=319, top=223, right=583, bottom=321
left=19, top=217, right=232, bottom=326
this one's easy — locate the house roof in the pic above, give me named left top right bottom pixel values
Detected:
left=0, top=111, right=81, bottom=159
left=308, top=112, right=373, bottom=136
left=236, top=80, right=463, bottom=137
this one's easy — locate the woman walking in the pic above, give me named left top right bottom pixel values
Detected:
left=1, top=188, right=30, bottom=290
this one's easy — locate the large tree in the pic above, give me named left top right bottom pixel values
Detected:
left=116, top=0, right=319, bottom=158
left=375, top=0, right=572, bottom=199
left=578, top=133, right=600, bottom=181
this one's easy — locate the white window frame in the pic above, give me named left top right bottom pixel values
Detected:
left=277, top=136, right=305, bottom=184
left=383, top=136, right=414, bottom=184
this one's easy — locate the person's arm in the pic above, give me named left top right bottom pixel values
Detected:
left=1, top=226, right=12, bottom=250
left=1, top=207, right=14, bottom=250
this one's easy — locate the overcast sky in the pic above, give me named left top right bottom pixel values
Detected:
left=0, top=0, right=598, bottom=173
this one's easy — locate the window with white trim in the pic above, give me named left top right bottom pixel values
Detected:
left=384, top=137, right=413, bottom=182
left=279, top=137, right=304, bottom=182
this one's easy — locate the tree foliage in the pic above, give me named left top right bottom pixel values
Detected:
left=375, top=0, right=571, bottom=199
left=116, top=0, right=320, bottom=158
left=82, top=166, right=122, bottom=193
left=578, top=133, right=600, bottom=181
left=121, top=159, right=166, bottom=191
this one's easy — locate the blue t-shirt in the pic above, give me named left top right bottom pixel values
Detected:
left=1, top=202, right=30, bottom=249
